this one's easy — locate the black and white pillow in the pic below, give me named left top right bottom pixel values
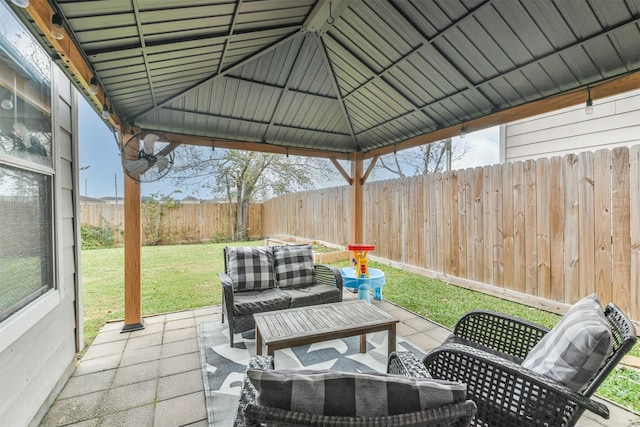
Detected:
left=521, top=294, right=613, bottom=392
left=226, top=246, right=275, bottom=292
left=273, top=245, right=316, bottom=288
left=247, top=368, right=466, bottom=417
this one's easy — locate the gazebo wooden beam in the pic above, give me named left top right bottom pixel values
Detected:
left=23, top=0, right=123, bottom=129
left=161, top=132, right=351, bottom=161
left=330, top=158, right=352, bottom=185
left=349, top=152, right=364, bottom=244
left=364, top=71, right=640, bottom=159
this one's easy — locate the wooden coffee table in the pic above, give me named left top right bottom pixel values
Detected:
left=253, top=300, right=399, bottom=357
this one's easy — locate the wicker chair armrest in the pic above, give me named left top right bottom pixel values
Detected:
left=218, top=272, right=236, bottom=313
left=453, top=309, right=550, bottom=359
left=387, top=351, right=431, bottom=378
left=314, top=264, right=343, bottom=292
left=424, top=343, right=609, bottom=426
left=582, top=303, right=638, bottom=396
left=235, top=356, right=275, bottom=427
left=248, top=355, right=275, bottom=370
left=243, top=400, right=477, bottom=427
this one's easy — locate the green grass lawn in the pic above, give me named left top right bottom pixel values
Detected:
left=81, top=242, right=640, bottom=413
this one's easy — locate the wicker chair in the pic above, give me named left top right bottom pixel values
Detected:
left=389, top=303, right=637, bottom=427
left=235, top=355, right=478, bottom=427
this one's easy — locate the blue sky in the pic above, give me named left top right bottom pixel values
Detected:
left=78, top=95, right=500, bottom=199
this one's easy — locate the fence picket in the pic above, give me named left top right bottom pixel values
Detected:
left=513, top=161, right=526, bottom=293
left=630, top=145, right=640, bottom=321
left=502, top=163, right=514, bottom=290
left=594, top=149, right=613, bottom=303
left=578, top=151, right=596, bottom=297
left=564, top=154, right=580, bottom=304
left=483, top=166, right=494, bottom=284
left=612, top=147, right=631, bottom=315
left=536, top=158, right=551, bottom=299
left=492, top=165, right=504, bottom=287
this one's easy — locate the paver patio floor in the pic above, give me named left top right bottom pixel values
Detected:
left=40, top=292, right=639, bottom=426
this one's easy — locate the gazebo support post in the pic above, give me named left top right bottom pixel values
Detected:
left=350, top=152, right=364, bottom=244
left=122, top=172, right=145, bottom=332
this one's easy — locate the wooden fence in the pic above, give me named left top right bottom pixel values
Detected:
left=262, top=146, right=640, bottom=322
left=81, top=146, right=639, bottom=322
left=80, top=203, right=263, bottom=245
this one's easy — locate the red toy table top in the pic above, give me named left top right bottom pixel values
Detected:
left=347, top=244, right=376, bottom=251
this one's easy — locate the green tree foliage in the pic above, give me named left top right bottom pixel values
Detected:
left=81, top=224, right=116, bottom=249
left=142, top=191, right=181, bottom=245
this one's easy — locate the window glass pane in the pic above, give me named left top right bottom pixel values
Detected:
left=0, top=4, right=55, bottom=323
left=0, top=164, right=54, bottom=322
left=0, top=1, right=52, bottom=168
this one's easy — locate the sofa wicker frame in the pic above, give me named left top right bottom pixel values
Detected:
left=235, top=355, right=478, bottom=427
left=219, top=246, right=343, bottom=346
left=388, top=303, right=636, bottom=427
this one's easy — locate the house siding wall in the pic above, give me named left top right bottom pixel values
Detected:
left=0, top=68, right=80, bottom=427
left=503, top=89, right=640, bottom=162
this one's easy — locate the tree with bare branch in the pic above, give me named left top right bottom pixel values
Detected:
left=170, top=146, right=323, bottom=240
left=378, top=138, right=469, bottom=178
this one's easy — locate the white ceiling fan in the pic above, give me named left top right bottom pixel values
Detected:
left=121, top=131, right=174, bottom=183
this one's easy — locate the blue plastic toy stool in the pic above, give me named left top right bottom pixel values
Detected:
left=340, top=267, right=386, bottom=302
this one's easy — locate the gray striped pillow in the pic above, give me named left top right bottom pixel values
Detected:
left=247, top=368, right=466, bottom=417
left=521, top=294, right=613, bottom=392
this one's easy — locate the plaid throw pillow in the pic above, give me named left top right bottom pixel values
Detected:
left=521, top=294, right=613, bottom=392
left=226, top=246, right=275, bottom=292
left=247, top=369, right=466, bottom=417
left=273, top=245, right=316, bottom=288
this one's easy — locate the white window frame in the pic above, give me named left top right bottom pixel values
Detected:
left=0, top=4, right=60, bottom=353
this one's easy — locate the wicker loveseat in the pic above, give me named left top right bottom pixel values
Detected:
left=235, top=355, right=478, bottom=427
left=389, top=295, right=637, bottom=427
left=219, top=245, right=343, bottom=346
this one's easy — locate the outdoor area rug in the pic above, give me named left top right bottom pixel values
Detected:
left=199, top=320, right=425, bottom=427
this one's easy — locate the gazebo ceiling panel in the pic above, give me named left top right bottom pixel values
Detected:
left=322, top=36, right=373, bottom=94
left=15, top=0, right=640, bottom=156
left=357, top=110, right=432, bottom=150
left=268, top=126, right=354, bottom=152
left=409, top=49, right=474, bottom=97
left=286, top=38, right=335, bottom=97
left=151, top=108, right=270, bottom=143
left=275, top=93, right=348, bottom=134
left=229, top=36, right=304, bottom=87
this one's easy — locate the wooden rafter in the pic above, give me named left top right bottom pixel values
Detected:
left=330, top=158, right=352, bottom=185
left=159, top=131, right=351, bottom=160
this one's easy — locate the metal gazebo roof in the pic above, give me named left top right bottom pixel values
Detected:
left=8, top=0, right=640, bottom=333
left=11, top=0, right=640, bottom=159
